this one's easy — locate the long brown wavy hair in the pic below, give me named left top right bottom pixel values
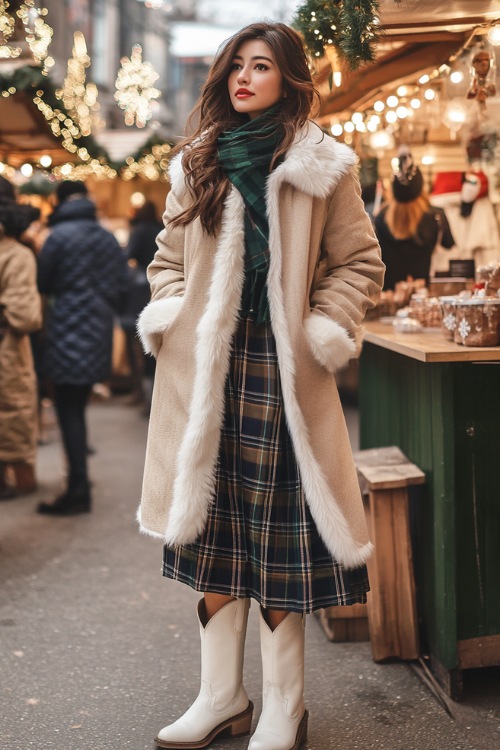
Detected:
left=169, top=22, right=320, bottom=236
left=385, top=194, right=430, bottom=239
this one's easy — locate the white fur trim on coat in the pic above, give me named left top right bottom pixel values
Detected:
left=168, top=151, right=186, bottom=198
left=137, top=295, right=184, bottom=356
left=266, top=160, right=371, bottom=569
left=304, top=311, right=356, bottom=373
left=164, top=188, right=246, bottom=545
left=167, top=124, right=357, bottom=200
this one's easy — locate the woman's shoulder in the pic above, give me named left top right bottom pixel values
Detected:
left=275, top=123, right=358, bottom=199
left=290, top=123, right=357, bottom=166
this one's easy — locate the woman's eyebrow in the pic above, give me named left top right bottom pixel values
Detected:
left=232, top=55, right=274, bottom=63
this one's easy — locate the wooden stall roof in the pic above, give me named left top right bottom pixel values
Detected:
left=0, top=91, right=74, bottom=167
left=319, top=0, right=500, bottom=121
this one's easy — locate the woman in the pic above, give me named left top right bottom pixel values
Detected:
left=0, top=176, right=42, bottom=499
left=375, top=149, right=454, bottom=290
left=137, top=22, right=384, bottom=750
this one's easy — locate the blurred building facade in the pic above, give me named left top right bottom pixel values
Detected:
left=32, top=1, right=299, bottom=143
left=43, top=0, right=190, bottom=135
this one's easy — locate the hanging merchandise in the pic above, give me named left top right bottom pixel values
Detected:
left=114, top=45, right=161, bottom=128
left=466, top=47, right=497, bottom=105
left=463, top=45, right=498, bottom=165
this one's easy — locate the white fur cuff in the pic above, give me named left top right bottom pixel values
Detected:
left=137, top=296, right=184, bottom=356
left=304, top=311, right=356, bottom=373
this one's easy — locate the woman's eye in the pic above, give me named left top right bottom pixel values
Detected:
left=255, top=64, right=269, bottom=71
left=230, top=63, right=241, bottom=71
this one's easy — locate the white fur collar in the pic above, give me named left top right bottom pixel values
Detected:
left=168, top=122, right=357, bottom=200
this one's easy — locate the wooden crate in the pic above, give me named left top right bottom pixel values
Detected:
left=316, top=603, right=369, bottom=642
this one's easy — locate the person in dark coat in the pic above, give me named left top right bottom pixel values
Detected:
left=375, top=148, right=454, bottom=290
left=120, top=201, right=162, bottom=408
left=37, top=180, right=129, bottom=515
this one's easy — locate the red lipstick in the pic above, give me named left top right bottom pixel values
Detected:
left=235, top=88, right=254, bottom=98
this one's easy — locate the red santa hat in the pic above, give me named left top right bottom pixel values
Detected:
left=431, top=171, right=489, bottom=218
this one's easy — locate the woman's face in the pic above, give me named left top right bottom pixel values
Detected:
left=228, top=38, right=284, bottom=120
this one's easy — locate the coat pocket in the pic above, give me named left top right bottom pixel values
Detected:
left=137, top=296, right=184, bottom=357
left=303, top=310, right=356, bottom=374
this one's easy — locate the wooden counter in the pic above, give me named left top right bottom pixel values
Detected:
left=359, top=323, right=500, bottom=698
left=363, top=320, right=500, bottom=363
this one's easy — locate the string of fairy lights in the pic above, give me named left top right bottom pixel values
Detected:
left=114, top=44, right=161, bottom=128
left=1, top=0, right=499, bottom=184
left=0, top=1, right=170, bottom=182
left=324, top=21, right=500, bottom=158
left=0, top=0, right=53, bottom=70
left=57, top=31, right=104, bottom=138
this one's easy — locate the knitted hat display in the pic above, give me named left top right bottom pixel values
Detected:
left=392, top=147, right=424, bottom=203
left=56, top=179, right=88, bottom=203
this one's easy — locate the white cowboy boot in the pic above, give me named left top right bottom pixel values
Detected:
left=155, top=597, right=253, bottom=749
left=248, top=610, right=308, bottom=750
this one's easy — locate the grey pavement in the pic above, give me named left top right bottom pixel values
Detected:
left=1, top=398, right=498, bottom=750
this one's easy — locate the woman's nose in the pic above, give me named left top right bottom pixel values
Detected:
left=237, top=67, right=249, bottom=84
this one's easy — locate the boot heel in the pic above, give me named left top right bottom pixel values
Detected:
left=295, top=709, right=308, bottom=748
left=229, top=701, right=254, bottom=737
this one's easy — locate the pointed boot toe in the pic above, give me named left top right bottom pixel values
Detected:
left=155, top=598, right=252, bottom=749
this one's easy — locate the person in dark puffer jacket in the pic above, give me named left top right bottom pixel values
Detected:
left=37, top=181, right=129, bottom=515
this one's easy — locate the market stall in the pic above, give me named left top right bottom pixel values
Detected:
left=358, top=317, right=500, bottom=698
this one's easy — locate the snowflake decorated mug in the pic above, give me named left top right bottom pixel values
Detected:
left=439, top=296, right=458, bottom=341
left=453, top=298, right=500, bottom=347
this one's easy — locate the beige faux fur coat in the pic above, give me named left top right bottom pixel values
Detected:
left=0, top=237, right=42, bottom=463
left=137, top=124, right=385, bottom=569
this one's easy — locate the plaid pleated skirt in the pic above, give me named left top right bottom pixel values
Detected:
left=163, top=316, right=369, bottom=613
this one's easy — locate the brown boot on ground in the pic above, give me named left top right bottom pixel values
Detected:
left=11, top=462, right=37, bottom=495
left=0, top=461, right=36, bottom=500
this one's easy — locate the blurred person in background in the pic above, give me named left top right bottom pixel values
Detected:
left=0, top=176, right=42, bottom=499
left=120, top=200, right=162, bottom=412
left=36, top=180, right=129, bottom=516
left=375, top=147, right=454, bottom=290
left=136, top=21, right=384, bottom=750
left=361, top=179, right=384, bottom=223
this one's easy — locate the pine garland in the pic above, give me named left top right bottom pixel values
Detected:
left=0, top=66, right=109, bottom=161
left=0, top=65, right=173, bottom=176
left=294, top=0, right=402, bottom=71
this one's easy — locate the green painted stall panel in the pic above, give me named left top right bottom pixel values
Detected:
left=360, top=343, right=500, bottom=671
left=453, top=363, right=500, bottom=641
left=359, top=343, right=458, bottom=669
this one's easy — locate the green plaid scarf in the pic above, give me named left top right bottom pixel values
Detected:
left=218, top=107, right=284, bottom=324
